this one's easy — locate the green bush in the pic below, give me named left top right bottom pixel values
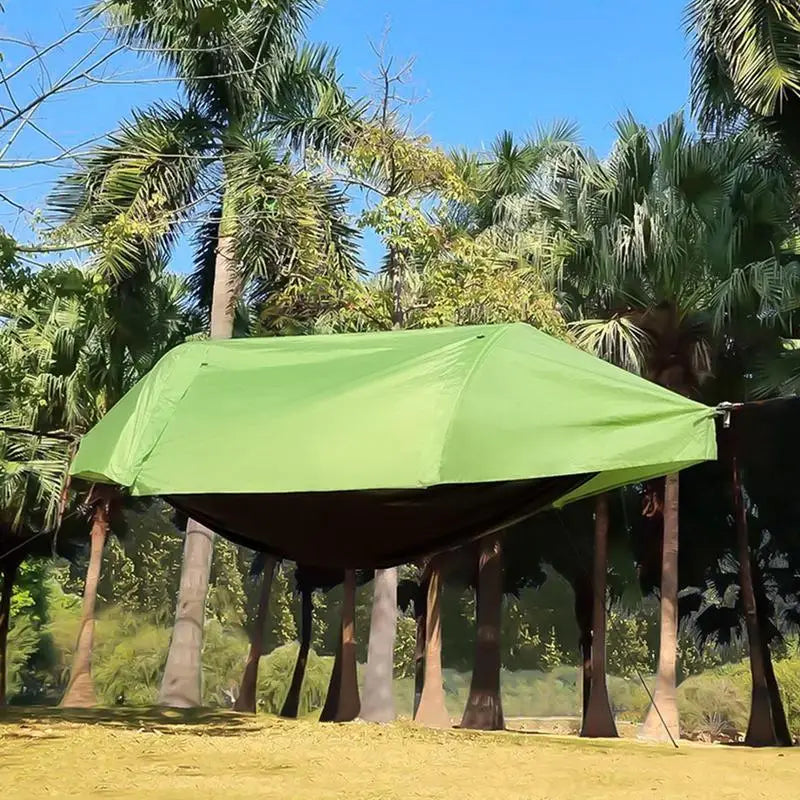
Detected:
left=93, top=611, right=171, bottom=705
left=7, top=615, right=41, bottom=697
left=678, top=666, right=749, bottom=741
left=255, top=642, right=333, bottom=715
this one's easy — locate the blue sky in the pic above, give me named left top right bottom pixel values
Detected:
left=0, top=0, right=691, bottom=271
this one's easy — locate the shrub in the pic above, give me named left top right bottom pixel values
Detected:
left=678, top=668, right=749, bottom=742
left=93, top=613, right=171, bottom=705
left=255, top=642, right=334, bottom=716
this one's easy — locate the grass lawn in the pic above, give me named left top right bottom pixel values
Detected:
left=0, top=708, right=795, bottom=799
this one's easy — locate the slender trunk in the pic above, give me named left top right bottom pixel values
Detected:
left=209, top=215, right=237, bottom=340
left=582, top=494, right=618, bottom=737
left=639, top=473, right=680, bottom=742
left=732, top=452, right=781, bottom=747
left=388, top=245, right=404, bottom=328
left=461, top=535, right=504, bottom=730
left=0, top=554, right=22, bottom=706
left=320, top=570, right=360, bottom=722
left=162, top=216, right=236, bottom=707
left=574, top=574, right=593, bottom=723
left=414, top=561, right=450, bottom=728
left=61, top=502, right=108, bottom=707
left=360, top=567, right=398, bottom=723
left=280, top=588, right=313, bottom=718
left=158, top=519, right=215, bottom=708
left=753, top=564, right=792, bottom=747
left=234, top=556, right=276, bottom=713
left=413, top=593, right=426, bottom=718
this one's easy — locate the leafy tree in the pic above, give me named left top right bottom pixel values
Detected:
left=508, top=112, right=800, bottom=742
left=688, top=0, right=800, bottom=159
left=50, top=0, right=361, bottom=709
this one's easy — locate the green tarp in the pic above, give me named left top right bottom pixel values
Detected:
left=71, top=323, right=718, bottom=566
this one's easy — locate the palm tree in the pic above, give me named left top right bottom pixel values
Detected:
left=687, top=0, right=800, bottom=158
left=359, top=567, right=398, bottom=723
left=500, top=112, right=798, bottom=741
left=319, top=569, right=360, bottom=722
left=413, top=556, right=451, bottom=729
left=52, top=0, right=360, bottom=708
left=0, top=262, right=194, bottom=706
left=460, top=535, right=505, bottom=731
left=233, top=553, right=277, bottom=713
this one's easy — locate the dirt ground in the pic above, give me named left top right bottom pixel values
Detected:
left=0, top=708, right=794, bottom=800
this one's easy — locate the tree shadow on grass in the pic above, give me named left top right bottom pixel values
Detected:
left=0, top=706, right=268, bottom=737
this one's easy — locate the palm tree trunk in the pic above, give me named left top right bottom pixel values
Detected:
left=461, top=535, right=504, bottom=730
left=413, top=593, right=426, bottom=717
left=233, top=555, right=276, bottom=713
left=731, top=451, right=782, bottom=747
left=210, top=229, right=237, bottom=339
left=574, top=573, right=593, bottom=723
left=0, top=553, right=22, bottom=706
left=360, top=567, right=398, bottom=723
left=280, top=588, right=313, bottom=718
left=639, top=473, right=680, bottom=742
left=582, top=494, right=618, bottom=737
left=753, top=564, right=792, bottom=747
left=414, top=561, right=450, bottom=728
left=161, top=223, right=236, bottom=707
left=158, top=518, right=215, bottom=708
left=61, top=501, right=109, bottom=707
left=320, top=570, right=360, bottom=722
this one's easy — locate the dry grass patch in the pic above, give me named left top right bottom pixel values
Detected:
left=0, top=707, right=795, bottom=799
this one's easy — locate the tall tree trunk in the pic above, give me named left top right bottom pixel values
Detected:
left=413, top=590, right=426, bottom=718
left=161, top=227, right=236, bottom=707
left=233, top=556, right=276, bottom=713
left=461, top=535, right=504, bottom=730
left=0, top=554, right=22, bottom=706
left=753, top=564, right=792, bottom=747
left=414, top=561, right=450, bottom=728
left=574, top=573, right=593, bottom=723
left=320, top=570, right=360, bottom=722
left=639, top=473, right=680, bottom=742
left=61, top=500, right=109, bottom=707
left=280, top=588, right=313, bottom=718
left=360, top=567, right=398, bottom=723
left=582, top=494, right=618, bottom=737
left=158, top=519, right=215, bottom=708
left=732, top=452, right=782, bottom=747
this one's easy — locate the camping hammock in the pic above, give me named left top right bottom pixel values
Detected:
left=70, top=323, right=717, bottom=567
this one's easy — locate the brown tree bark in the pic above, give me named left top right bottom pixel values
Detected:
left=280, top=588, right=313, bottom=718
left=752, top=565, right=792, bottom=747
left=413, top=590, right=426, bottom=718
left=581, top=494, right=618, bottom=737
left=158, top=518, right=215, bottom=708
left=639, top=473, right=680, bottom=742
left=233, top=556, right=276, bottom=713
left=0, top=553, right=22, bottom=706
left=161, top=228, right=236, bottom=708
left=61, top=498, right=109, bottom=707
left=574, top=573, right=593, bottom=723
left=360, top=567, right=398, bottom=723
left=461, top=535, right=504, bottom=730
left=731, top=451, right=782, bottom=747
left=320, top=570, right=360, bottom=722
left=414, top=561, right=450, bottom=728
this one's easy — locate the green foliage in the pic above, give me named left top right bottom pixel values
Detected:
left=93, top=610, right=171, bottom=705
left=393, top=614, right=417, bottom=679
left=6, top=616, right=41, bottom=697
left=255, top=642, right=333, bottom=715
left=678, top=663, right=751, bottom=741
left=606, top=606, right=654, bottom=678
left=541, top=628, right=566, bottom=671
